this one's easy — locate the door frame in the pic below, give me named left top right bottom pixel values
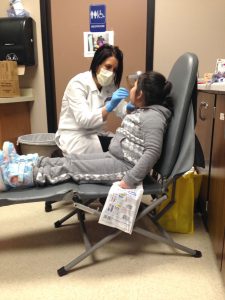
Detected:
left=40, top=0, right=155, bottom=132
left=40, top=0, right=57, bottom=133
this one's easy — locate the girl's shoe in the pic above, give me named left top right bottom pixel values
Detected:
left=1, top=161, right=34, bottom=190
left=0, top=150, right=4, bottom=166
left=0, top=168, right=8, bottom=192
left=3, top=141, right=38, bottom=164
left=2, top=141, right=18, bottom=162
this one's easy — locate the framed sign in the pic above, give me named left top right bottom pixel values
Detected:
left=83, top=31, right=114, bottom=57
left=89, top=4, right=106, bottom=32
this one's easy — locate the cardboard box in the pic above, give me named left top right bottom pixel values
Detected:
left=0, top=61, right=20, bottom=97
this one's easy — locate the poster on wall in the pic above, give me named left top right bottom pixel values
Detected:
left=215, top=58, right=225, bottom=74
left=83, top=31, right=114, bottom=57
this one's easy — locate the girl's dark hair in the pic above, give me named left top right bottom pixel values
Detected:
left=136, top=71, right=173, bottom=111
left=90, top=44, right=123, bottom=87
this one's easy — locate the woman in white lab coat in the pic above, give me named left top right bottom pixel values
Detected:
left=55, top=44, right=129, bottom=156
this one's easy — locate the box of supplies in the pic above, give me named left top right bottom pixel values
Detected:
left=0, top=60, right=20, bottom=98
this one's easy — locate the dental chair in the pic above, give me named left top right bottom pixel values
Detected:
left=0, top=52, right=202, bottom=276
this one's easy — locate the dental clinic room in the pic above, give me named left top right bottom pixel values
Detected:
left=0, top=0, right=225, bottom=299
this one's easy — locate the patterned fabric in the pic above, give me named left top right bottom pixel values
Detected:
left=34, top=153, right=130, bottom=186
left=1, top=161, right=34, bottom=189
left=0, top=170, right=7, bottom=191
left=3, top=141, right=38, bottom=165
left=36, top=169, right=126, bottom=186
left=117, top=111, right=144, bottom=165
left=0, top=142, right=37, bottom=191
left=0, top=162, right=34, bottom=191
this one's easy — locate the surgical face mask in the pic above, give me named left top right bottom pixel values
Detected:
left=97, top=68, right=114, bottom=87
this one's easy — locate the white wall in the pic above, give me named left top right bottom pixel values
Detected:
left=154, top=0, right=225, bottom=77
left=0, top=0, right=48, bottom=133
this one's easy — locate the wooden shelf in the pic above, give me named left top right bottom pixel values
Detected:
left=0, top=88, right=34, bottom=104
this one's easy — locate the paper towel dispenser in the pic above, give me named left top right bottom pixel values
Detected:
left=0, top=17, right=35, bottom=66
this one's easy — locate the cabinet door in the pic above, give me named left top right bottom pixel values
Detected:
left=222, top=225, right=225, bottom=283
left=208, top=94, right=225, bottom=269
left=222, top=182, right=225, bottom=283
left=195, top=92, right=216, bottom=224
left=0, top=102, right=31, bottom=148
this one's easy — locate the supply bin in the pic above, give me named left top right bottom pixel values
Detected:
left=17, top=133, right=58, bottom=157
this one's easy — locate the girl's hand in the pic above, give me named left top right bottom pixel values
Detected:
left=119, top=180, right=131, bottom=189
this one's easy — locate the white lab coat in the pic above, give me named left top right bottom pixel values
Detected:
left=55, top=71, right=126, bottom=155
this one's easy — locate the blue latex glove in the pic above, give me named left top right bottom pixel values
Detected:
left=126, top=101, right=136, bottom=112
left=105, top=87, right=129, bottom=112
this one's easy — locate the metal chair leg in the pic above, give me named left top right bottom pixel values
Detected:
left=57, top=229, right=121, bottom=276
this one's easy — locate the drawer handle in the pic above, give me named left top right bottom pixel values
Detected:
left=199, top=101, right=208, bottom=121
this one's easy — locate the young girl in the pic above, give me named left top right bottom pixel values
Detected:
left=0, top=71, right=172, bottom=192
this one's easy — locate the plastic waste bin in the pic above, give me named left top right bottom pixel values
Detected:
left=17, top=133, right=58, bottom=157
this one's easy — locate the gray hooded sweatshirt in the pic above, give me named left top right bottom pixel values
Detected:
left=109, top=104, right=172, bottom=186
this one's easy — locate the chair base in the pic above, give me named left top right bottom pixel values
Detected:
left=56, top=197, right=202, bottom=276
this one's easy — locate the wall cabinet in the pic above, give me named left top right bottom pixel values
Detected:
left=222, top=228, right=225, bottom=280
left=196, top=89, right=225, bottom=283
left=0, top=89, right=34, bottom=148
left=195, top=91, right=215, bottom=225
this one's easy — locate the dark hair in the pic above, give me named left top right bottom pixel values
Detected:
left=136, top=71, right=173, bottom=111
left=90, top=44, right=123, bottom=87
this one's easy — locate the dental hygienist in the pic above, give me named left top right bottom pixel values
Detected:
left=55, top=44, right=129, bottom=155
